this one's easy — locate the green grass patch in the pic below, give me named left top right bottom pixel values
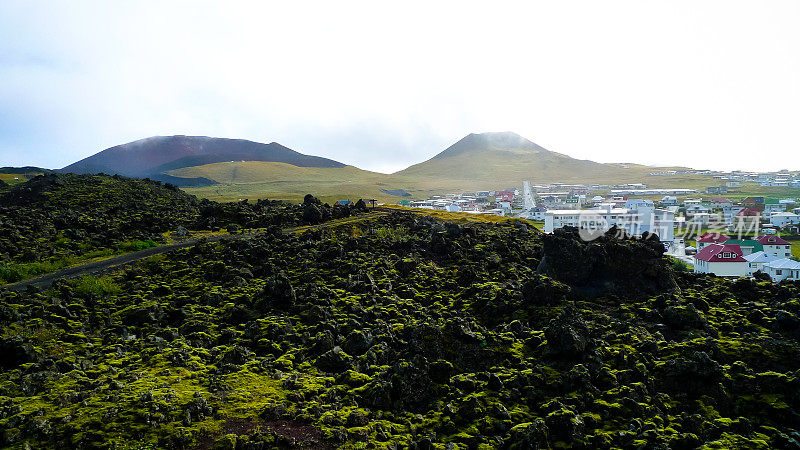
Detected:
left=119, top=239, right=158, bottom=252
left=69, top=275, right=121, bottom=297
left=790, top=241, right=800, bottom=259
left=0, top=257, right=83, bottom=284
left=0, top=241, right=161, bottom=285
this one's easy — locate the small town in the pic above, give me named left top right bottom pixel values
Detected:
left=398, top=174, right=800, bottom=283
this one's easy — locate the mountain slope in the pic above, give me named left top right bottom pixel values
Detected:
left=168, top=160, right=383, bottom=185
left=58, top=131, right=703, bottom=202
left=169, top=161, right=393, bottom=204
left=395, top=131, right=659, bottom=185
left=431, top=131, right=550, bottom=158
left=174, top=132, right=704, bottom=202
left=60, top=135, right=346, bottom=178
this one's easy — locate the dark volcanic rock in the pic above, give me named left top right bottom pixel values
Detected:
left=544, top=307, right=590, bottom=356
left=0, top=336, right=34, bottom=369
left=536, top=226, right=678, bottom=298
left=261, top=272, right=296, bottom=309
left=663, top=304, right=707, bottom=330
left=316, top=346, right=352, bottom=373
left=521, top=275, right=571, bottom=306
left=508, top=420, right=550, bottom=449
left=389, top=355, right=433, bottom=411
left=342, top=330, right=373, bottom=356
left=545, top=408, right=585, bottom=444
left=656, top=351, right=724, bottom=397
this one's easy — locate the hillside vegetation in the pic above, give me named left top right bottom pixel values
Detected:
left=171, top=133, right=711, bottom=203
left=396, top=132, right=629, bottom=184
left=0, top=175, right=366, bottom=284
left=0, top=179, right=799, bottom=449
left=61, top=136, right=346, bottom=180
left=168, top=162, right=392, bottom=204
left=54, top=131, right=719, bottom=203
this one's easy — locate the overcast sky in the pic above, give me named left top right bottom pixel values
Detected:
left=1, top=1, right=799, bottom=173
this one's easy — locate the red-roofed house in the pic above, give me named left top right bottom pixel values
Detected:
left=494, top=190, right=515, bottom=202
left=743, top=197, right=765, bottom=211
left=756, top=235, right=793, bottom=258
left=710, top=198, right=732, bottom=209
left=737, top=208, right=761, bottom=217
left=693, top=243, right=749, bottom=277
left=696, top=233, right=730, bottom=251
left=730, top=208, right=761, bottom=233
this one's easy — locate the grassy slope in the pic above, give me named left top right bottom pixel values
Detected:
left=174, top=158, right=723, bottom=204
left=167, top=141, right=799, bottom=203
left=398, top=149, right=634, bottom=184
left=170, top=161, right=396, bottom=204
left=0, top=174, right=31, bottom=185
left=383, top=205, right=541, bottom=227
left=791, top=240, right=800, bottom=258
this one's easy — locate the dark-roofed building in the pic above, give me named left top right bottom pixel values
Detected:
left=693, top=243, right=748, bottom=277
left=756, top=235, right=792, bottom=258
left=697, top=232, right=730, bottom=251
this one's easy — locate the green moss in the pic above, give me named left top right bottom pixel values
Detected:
left=701, top=432, right=770, bottom=449
left=2, top=193, right=800, bottom=448
left=71, top=275, right=122, bottom=297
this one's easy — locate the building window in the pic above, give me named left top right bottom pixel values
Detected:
left=776, top=270, right=782, bottom=275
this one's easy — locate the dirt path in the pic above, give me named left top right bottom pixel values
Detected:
left=1, top=211, right=391, bottom=292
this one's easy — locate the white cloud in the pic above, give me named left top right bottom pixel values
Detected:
left=1, top=0, right=798, bottom=172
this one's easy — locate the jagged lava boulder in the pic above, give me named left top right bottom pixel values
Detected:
left=536, top=226, right=679, bottom=298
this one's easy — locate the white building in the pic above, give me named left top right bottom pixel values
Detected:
left=688, top=213, right=715, bottom=226
left=544, top=205, right=675, bottom=242
left=770, top=212, right=800, bottom=228
left=763, top=259, right=800, bottom=283
left=693, top=243, right=749, bottom=277
left=661, top=196, right=678, bottom=206
left=625, top=199, right=654, bottom=209
left=527, top=206, right=548, bottom=221
left=611, top=188, right=697, bottom=196
left=685, top=204, right=711, bottom=216
left=756, top=235, right=793, bottom=258
left=589, top=195, right=605, bottom=205
left=710, top=198, right=732, bottom=209
left=764, top=201, right=785, bottom=215
left=722, top=205, right=745, bottom=225
left=744, top=251, right=780, bottom=275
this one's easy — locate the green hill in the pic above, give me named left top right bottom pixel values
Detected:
left=59, top=135, right=346, bottom=184
left=168, top=161, right=394, bottom=204
left=395, top=131, right=679, bottom=186
left=169, top=132, right=702, bottom=202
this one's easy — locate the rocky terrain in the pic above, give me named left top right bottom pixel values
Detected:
left=0, top=174, right=365, bottom=284
left=0, top=178, right=799, bottom=449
